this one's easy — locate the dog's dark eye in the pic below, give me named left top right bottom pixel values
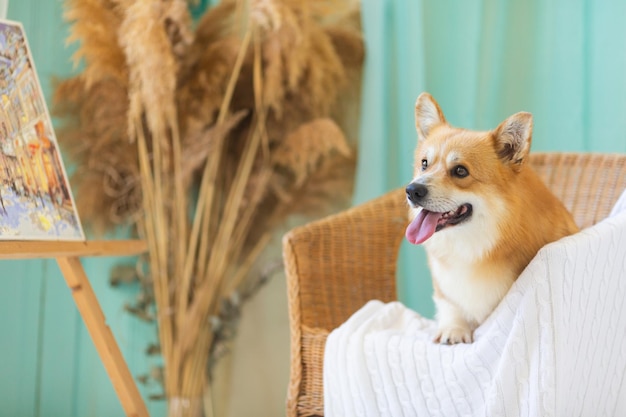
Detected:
left=453, top=165, right=469, bottom=178
left=421, top=159, right=428, bottom=171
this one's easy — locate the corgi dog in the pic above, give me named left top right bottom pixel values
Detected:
left=405, top=93, right=579, bottom=344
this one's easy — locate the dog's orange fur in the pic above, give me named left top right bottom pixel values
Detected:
left=406, top=93, right=579, bottom=344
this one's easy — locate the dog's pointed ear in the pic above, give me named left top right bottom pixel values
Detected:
left=415, top=93, right=447, bottom=142
left=494, top=112, right=533, bottom=172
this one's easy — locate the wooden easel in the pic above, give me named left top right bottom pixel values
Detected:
left=1, top=240, right=150, bottom=417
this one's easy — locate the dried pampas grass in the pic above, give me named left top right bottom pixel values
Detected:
left=54, top=0, right=363, bottom=415
left=64, top=0, right=127, bottom=86
left=54, top=77, right=140, bottom=232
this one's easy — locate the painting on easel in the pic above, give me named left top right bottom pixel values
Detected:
left=0, top=19, right=84, bottom=240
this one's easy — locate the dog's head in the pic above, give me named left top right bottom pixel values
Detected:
left=405, top=93, right=533, bottom=246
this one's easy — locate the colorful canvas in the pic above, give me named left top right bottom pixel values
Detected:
left=0, top=19, right=84, bottom=240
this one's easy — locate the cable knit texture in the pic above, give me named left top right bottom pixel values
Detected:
left=324, top=190, right=626, bottom=417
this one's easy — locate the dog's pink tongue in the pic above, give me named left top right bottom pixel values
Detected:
left=406, top=209, right=441, bottom=244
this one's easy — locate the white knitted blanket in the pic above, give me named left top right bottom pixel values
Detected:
left=324, top=191, right=626, bottom=417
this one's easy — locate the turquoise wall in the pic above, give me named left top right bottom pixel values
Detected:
left=355, top=0, right=626, bottom=318
left=1, top=2, right=165, bottom=417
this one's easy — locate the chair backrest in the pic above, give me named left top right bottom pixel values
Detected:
left=530, top=153, right=626, bottom=229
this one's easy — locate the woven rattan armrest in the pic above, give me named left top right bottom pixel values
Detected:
left=283, top=188, right=407, bottom=416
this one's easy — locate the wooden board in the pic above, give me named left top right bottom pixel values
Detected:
left=0, top=240, right=147, bottom=259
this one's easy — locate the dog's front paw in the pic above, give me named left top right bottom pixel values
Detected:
left=434, top=326, right=473, bottom=345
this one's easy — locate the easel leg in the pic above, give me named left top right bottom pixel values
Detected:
left=56, top=256, right=149, bottom=417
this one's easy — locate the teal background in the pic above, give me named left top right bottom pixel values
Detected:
left=2, top=0, right=626, bottom=416
left=355, top=0, right=626, bottom=319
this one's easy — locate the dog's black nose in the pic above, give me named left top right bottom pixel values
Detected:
left=406, top=183, right=428, bottom=203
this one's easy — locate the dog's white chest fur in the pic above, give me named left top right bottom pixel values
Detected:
left=429, top=258, right=515, bottom=324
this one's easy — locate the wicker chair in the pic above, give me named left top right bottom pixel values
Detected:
left=283, top=152, right=626, bottom=417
